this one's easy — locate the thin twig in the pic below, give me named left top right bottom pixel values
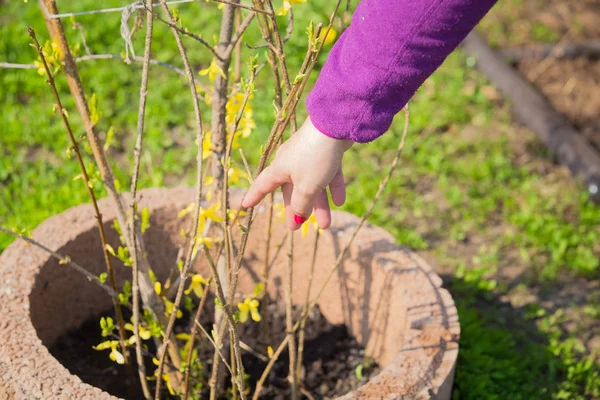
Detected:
left=183, top=275, right=214, bottom=399
left=212, top=0, right=273, bottom=15
left=224, top=12, right=256, bottom=59
left=0, top=227, right=117, bottom=296
left=128, top=0, right=155, bottom=397
left=73, top=22, right=92, bottom=56
left=154, top=0, right=207, bottom=395
left=208, top=2, right=248, bottom=396
left=245, top=7, right=293, bottom=51
left=1, top=54, right=186, bottom=76
left=296, top=229, right=319, bottom=384
left=252, top=336, right=289, bottom=400
left=28, top=26, right=132, bottom=379
left=194, top=319, right=236, bottom=377
left=239, top=341, right=268, bottom=362
left=202, top=245, right=246, bottom=398
left=144, top=4, right=221, bottom=59
left=238, top=149, right=254, bottom=183
left=261, top=193, right=274, bottom=345
left=285, top=232, right=298, bottom=399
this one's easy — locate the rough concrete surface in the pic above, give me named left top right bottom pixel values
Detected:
left=0, top=187, right=459, bottom=399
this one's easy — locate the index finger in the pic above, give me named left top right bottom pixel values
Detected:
left=241, top=164, right=287, bottom=208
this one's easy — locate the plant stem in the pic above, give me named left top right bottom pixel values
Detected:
left=202, top=246, right=246, bottom=400
left=261, top=193, right=274, bottom=345
left=252, top=336, right=289, bottom=400
left=285, top=232, right=298, bottom=400
left=0, top=226, right=116, bottom=296
left=129, top=0, right=155, bottom=397
left=182, top=276, right=213, bottom=400
left=153, top=0, right=207, bottom=395
left=38, top=0, right=170, bottom=364
left=27, top=26, right=132, bottom=385
left=296, top=229, right=320, bottom=385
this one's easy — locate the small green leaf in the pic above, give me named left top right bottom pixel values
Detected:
left=355, top=364, right=364, bottom=381
left=98, top=272, right=108, bottom=284
left=253, top=282, right=264, bottom=298
left=104, top=244, right=116, bottom=256
left=104, top=126, right=115, bottom=151
left=140, top=207, right=151, bottom=233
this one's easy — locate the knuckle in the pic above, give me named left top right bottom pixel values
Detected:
left=295, top=183, right=321, bottom=198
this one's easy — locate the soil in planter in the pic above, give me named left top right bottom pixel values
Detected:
left=49, top=301, right=380, bottom=399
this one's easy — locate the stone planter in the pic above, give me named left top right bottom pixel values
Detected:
left=0, top=187, right=459, bottom=399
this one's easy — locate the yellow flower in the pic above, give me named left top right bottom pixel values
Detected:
left=237, top=298, right=261, bottom=323
left=226, top=92, right=247, bottom=116
left=199, top=202, right=224, bottom=233
left=239, top=109, right=256, bottom=138
left=195, top=235, right=221, bottom=251
left=93, top=340, right=125, bottom=364
left=110, top=348, right=125, bottom=364
left=124, top=322, right=152, bottom=340
left=162, top=373, right=176, bottom=395
left=228, top=167, right=249, bottom=186
left=319, top=27, right=338, bottom=46
left=164, top=298, right=183, bottom=319
left=178, top=203, right=195, bottom=219
left=199, top=58, right=225, bottom=82
left=301, top=213, right=319, bottom=238
left=276, top=0, right=306, bottom=16
left=175, top=332, right=191, bottom=341
left=227, top=208, right=247, bottom=221
left=202, top=131, right=212, bottom=160
left=185, top=274, right=207, bottom=298
left=225, top=93, right=255, bottom=139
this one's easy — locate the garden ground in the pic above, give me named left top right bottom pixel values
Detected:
left=1, top=0, right=599, bottom=398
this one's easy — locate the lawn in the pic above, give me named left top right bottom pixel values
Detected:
left=1, top=1, right=599, bottom=399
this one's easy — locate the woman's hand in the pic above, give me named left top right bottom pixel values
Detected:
left=241, top=118, right=353, bottom=231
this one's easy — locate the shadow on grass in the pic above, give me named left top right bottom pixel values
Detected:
left=442, top=273, right=598, bottom=400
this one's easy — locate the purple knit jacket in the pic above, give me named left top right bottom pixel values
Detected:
left=306, top=0, right=497, bottom=143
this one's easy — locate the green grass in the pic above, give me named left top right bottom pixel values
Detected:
left=1, top=1, right=599, bottom=399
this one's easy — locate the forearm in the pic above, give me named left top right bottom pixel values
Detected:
left=307, top=0, right=497, bottom=143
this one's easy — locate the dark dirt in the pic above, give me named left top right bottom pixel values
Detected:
left=483, top=0, right=600, bottom=151
left=49, top=301, right=380, bottom=399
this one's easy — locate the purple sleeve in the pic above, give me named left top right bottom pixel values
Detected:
left=306, top=0, right=497, bottom=143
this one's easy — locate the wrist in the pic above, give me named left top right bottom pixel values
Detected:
left=305, top=117, right=354, bottom=153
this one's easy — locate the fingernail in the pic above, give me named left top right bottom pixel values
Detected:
left=294, top=214, right=307, bottom=225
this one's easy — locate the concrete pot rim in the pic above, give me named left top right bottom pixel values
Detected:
left=0, top=186, right=459, bottom=399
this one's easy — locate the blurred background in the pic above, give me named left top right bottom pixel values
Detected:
left=1, top=0, right=599, bottom=398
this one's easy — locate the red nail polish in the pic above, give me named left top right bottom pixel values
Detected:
left=294, top=214, right=307, bottom=225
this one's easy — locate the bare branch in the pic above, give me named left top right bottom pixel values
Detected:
left=28, top=26, right=132, bottom=379
left=0, top=226, right=116, bottom=296
left=296, top=229, right=319, bottom=384
left=128, top=0, right=155, bottom=396
left=2, top=54, right=186, bottom=76
left=224, top=12, right=256, bottom=59
left=183, top=275, right=213, bottom=399
left=145, top=3, right=221, bottom=59
left=212, top=0, right=273, bottom=15
left=285, top=232, right=298, bottom=399
left=154, top=0, right=207, bottom=394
